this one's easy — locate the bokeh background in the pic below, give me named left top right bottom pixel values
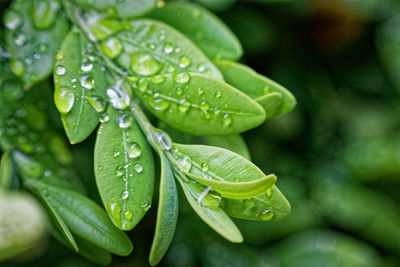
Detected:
left=2, top=0, right=400, bottom=266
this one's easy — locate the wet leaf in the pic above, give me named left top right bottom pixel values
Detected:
left=0, top=152, right=14, bottom=189
left=130, top=73, right=266, bottom=136
left=94, top=107, right=154, bottom=230
left=149, top=152, right=178, bottom=266
left=4, top=0, right=69, bottom=87
left=220, top=185, right=291, bottom=221
left=73, top=0, right=157, bottom=18
left=88, top=18, right=222, bottom=79
left=215, top=60, right=296, bottom=118
left=171, top=144, right=276, bottom=199
left=176, top=174, right=243, bottom=243
left=54, top=30, right=107, bottom=144
left=148, top=2, right=242, bottom=60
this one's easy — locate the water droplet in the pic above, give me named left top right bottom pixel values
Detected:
left=204, top=111, right=211, bottom=120
left=158, top=29, right=166, bottom=41
left=155, top=131, right=172, bottom=150
left=151, top=75, right=166, bottom=84
left=175, top=47, right=181, bottom=53
left=4, top=10, right=23, bottom=30
left=33, top=53, right=41, bottom=60
left=179, top=155, right=192, bottom=171
left=176, top=87, right=184, bottom=95
left=179, top=56, right=191, bottom=68
left=167, top=65, right=176, bottom=73
left=222, top=114, right=232, bottom=126
left=113, top=148, right=120, bottom=157
left=200, top=101, right=210, bottom=111
left=10, top=59, right=24, bottom=76
left=197, top=64, right=206, bottom=72
left=198, top=186, right=211, bottom=205
left=128, top=143, right=141, bottom=158
left=258, top=208, right=274, bottom=220
left=141, top=201, right=151, bottom=211
left=56, top=65, right=66, bottom=76
left=137, top=79, right=148, bottom=92
left=149, top=95, right=170, bottom=111
left=123, top=210, right=133, bottom=220
left=116, top=113, right=133, bottom=128
left=115, top=166, right=124, bottom=177
left=121, top=190, right=129, bottom=199
left=80, top=75, right=95, bottom=89
left=38, top=43, right=48, bottom=53
left=178, top=99, right=190, bottom=113
left=173, top=72, right=190, bottom=84
left=243, top=199, right=256, bottom=209
left=86, top=96, right=106, bottom=112
left=201, top=162, right=209, bottom=172
left=54, top=87, right=74, bottom=114
left=13, top=32, right=28, bottom=46
left=44, top=170, right=52, bottom=177
left=263, top=85, right=270, bottom=95
left=215, top=90, right=222, bottom=98
left=81, top=58, right=93, bottom=72
left=234, top=177, right=240, bottom=182
left=130, top=51, right=161, bottom=76
left=100, top=113, right=110, bottom=123
left=197, top=88, right=203, bottom=95
left=101, top=37, right=123, bottom=58
left=107, top=87, right=130, bottom=110
left=134, top=163, right=143, bottom=173
left=163, top=42, right=174, bottom=54
left=56, top=52, right=64, bottom=61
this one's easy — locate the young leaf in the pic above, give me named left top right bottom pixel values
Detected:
left=215, top=60, right=296, bottom=118
left=149, top=152, right=179, bottom=266
left=130, top=73, right=266, bottom=136
left=54, top=30, right=107, bottom=144
left=171, top=144, right=276, bottom=199
left=148, top=2, right=242, bottom=61
left=25, top=179, right=133, bottom=256
left=176, top=174, right=243, bottom=243
left=94, top=107, right=155, bottom=231
left=205, top=134, right=251, bottom=160
left=0, top=151, right=14, bottom=189
left=89, top=18, right=222, bottom=79
left=4, top=0, right=69, bottom=87
left=220, top=185, right=291, bottom=221
left=73, top=0, right=157, bottom=18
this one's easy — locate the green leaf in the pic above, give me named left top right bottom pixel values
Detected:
left=88, top=18, right=222, bottom=79
left=215, top=60, right=296, bottom=118
left=176, top=174, right=243, bottom=243
left=220, top=185, right=291, bottom=221
left=149, top=152, right=179, bottom=266
left=148, top=2, right=242, bottom=61
left=0, top=151, right=14, bottom=189
left=205, top=134, right=251, bottom=160
left=73, top=0, right=157, bottom=18
left=130, top=73, right=266, bottom=136
left=94, top=107, right=155, bottom=230
left=25, top=179, right=133, bottom=256
left=25, top=179, right=79, bottom=252
left=54, top=30, right=107, bottom=144
left=171, top=144, right=276, bottom=199
left=4, top=0, right=69, bottom=87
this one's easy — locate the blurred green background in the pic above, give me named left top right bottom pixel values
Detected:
left=2, top=0, right=400, bottom=266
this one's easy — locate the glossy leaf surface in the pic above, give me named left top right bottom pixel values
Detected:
left=73, top=0, right=157, bottom=18
left=216, top=60, right=296, bottom=118
left=220, top=185, right=291, bottom=220
left=149, top=152, right=179, bottom=266
left=54, top=30, right=107, bottom=144
left=205, top=134, right=251, bottom=160
left=89, top=18, right=222, bottom=79
left=172, top=144, right=276, bottom=199
left=148, top=2, right=242, bottom=60
left=95, top=107, right=155, bottom=230
left=4, top=0, right=69, bottom=86
left=176, top=175, right=243, bottom=243
left=0, top=152, right=13, bottom=189
left=130, top=73, right=266, bottom=136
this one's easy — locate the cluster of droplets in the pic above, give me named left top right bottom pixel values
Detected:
left=54, top=42, right=107, bottom=115
left=133, top=73, right=233, bottom=126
